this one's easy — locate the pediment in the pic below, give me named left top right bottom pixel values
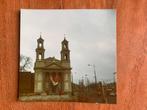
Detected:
left=45, top=62, right=63, bottom=69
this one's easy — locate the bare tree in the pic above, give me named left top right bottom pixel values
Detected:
left=20, top=55, right=32, bottom=72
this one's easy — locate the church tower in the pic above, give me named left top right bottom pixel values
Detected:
left=60, top=37, right=72, bottom=94
left=36, top=35, right=45, bottom=60
left=61, top=37, right=70, bottom=64
left=34, top=36, right=72, bottom=95
left=34, top=35, right=45, bottom=93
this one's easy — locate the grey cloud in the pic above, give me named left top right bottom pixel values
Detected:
left=21, top=9, right=116, bottom=83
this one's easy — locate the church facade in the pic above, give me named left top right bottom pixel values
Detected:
left=34, top=36, right=72, bottom=95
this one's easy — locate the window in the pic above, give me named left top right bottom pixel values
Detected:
left=64, top=54, right=67, bottom=60
left=39, top=43, right=42, bottom=47
left=39, top=54, right=42, bottom=60
left=64, top=44, right=67, bottom=49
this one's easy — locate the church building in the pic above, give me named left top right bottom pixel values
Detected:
left=34, top=35, right=72, bottom=96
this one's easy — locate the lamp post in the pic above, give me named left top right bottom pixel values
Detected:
left=85, top=74, right=87, bottom=86
left=88, top=64, right=97, bottom=84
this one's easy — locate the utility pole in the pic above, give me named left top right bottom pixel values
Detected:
left=88, top=64, right=97, bottom=84
left=102, top=81, right=108, bottom=103
left=93, top=65, right=97, bottom=84
left=85, top=74, right=87, bottom=86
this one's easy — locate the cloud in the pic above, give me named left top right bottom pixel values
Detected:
left=20, top=9, right=116, bottom=83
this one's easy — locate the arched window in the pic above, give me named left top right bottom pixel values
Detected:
left=64, top=54, right=67, bottom=60
left=39, top=54, right=42, bottom=60
left=39, top=43, right=42, bottom=47
left=64, top=44, right=67, bottom=49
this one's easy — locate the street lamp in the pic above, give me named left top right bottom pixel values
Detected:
left=88, top=64, right=97, bottom=84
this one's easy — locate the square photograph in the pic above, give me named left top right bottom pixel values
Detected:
left=19, top=9, right=116, bottom=103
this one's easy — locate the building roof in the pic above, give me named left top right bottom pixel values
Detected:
left=37, top=35, right=44, bottom=42
left=62, top=37, right=68, bottom=43
left=44, top=57, right=60, bottom=62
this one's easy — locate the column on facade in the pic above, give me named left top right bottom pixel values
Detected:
left=63, top=70, right=72, bottom=94
left=34, top=70, right=44, bottom=93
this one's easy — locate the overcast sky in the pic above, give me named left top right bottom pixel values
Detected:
left=20, top=9, right=116, bottom=84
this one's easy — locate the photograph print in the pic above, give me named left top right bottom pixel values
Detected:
left=19, top=9, right=116, bottom=103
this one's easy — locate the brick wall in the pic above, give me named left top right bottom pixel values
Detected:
left=19, top=72, right=34, bottom=95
